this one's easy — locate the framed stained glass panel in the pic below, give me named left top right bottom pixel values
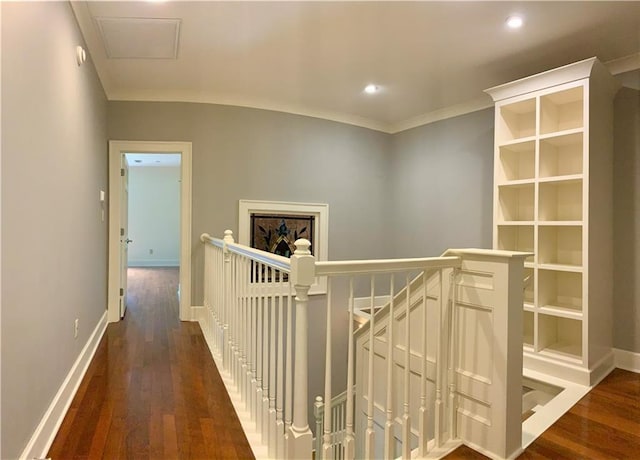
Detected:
left=238, top=200, right=328, bottom=295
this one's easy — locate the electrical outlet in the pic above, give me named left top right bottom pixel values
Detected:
left=74, top=319, right=79, bottom=339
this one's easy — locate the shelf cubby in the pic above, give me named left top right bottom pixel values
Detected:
left=497, top=184, right=535, bottom=222
left=538, top=314, right=582, bottom=361
left=538, top=269, right=582, bottom=312
left=498, top=141, right=535, bottom=182
left=540, top=86, right=584, bottom=135
left=538, top=180, right=582, bottom=221
left=524, top=311, right=534, bottom=349
left=498, top=98, right=536, bottom=141
left=538, top=225, right=582, bottom=267
left=523, top=267, right=534, bottom=305
left=539, top=132, right=583, bottom=178
left=497, top=225, right=534, bottom=263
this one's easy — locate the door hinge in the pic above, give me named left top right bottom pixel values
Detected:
left=120, top=288, right=124, bottom=296
left=120, top=228, right=125, bottom=236
left=121, top=168, right=125, bottom=176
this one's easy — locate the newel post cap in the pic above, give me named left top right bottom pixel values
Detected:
left=223, top=229, right=235, bottom=244
left=291, top=239, right=315, bottom=287
left=294, top=238, right=311, bottom=255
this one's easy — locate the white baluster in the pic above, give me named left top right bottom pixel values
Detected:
left=343, top=278, right=355, bottom=460
left=364, top=275, right=375, bottom=459
left=276, top=270, right=286, bottom=459
left=419, top=270, right=429, bottom=456
left=287, top=239, right=314, bottom=459
left=223, top=230, right=234, bottom=372
left=435, top=269, right=444, bottom=446
left=447, top=268, right=458, bottom=441
left=314, top=396, right=324, bottom=458
left=262, top=267, right=270, bottom=444
left=384, top=275, right=395, bottom=460
left=234, top=254, right=241, bottom=387
left=241, top=258, right=249, bottom=406
left=284, top=281, right=293, bottom=458
left=245, top=258, right=253, bottom=413
left=322, top=278, right=333, bottom=460
left=256, top=263, right=264, bottom=436
left=269, top=268, right=278, bottom=457
left=402, top=274, right=411, bottom=460
left=250, top=262, right=258, bottom=423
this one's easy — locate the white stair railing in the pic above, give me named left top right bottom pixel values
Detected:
left=200, top=231, right=528, bottom=459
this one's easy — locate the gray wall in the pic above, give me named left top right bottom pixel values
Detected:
left=613, top=86, right=640, bottom=353
left=108, top=102, right=394, bottom=305
left=1, top=2, right=108, bottom=458
left=128, top=166, right=181, bottom=267
left=389, top=108, right=495, bottom=257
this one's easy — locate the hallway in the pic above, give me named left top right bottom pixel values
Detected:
left=48, top=268, right=255, bottom=459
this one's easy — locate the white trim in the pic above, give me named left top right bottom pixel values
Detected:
left=605, top=52, right=640, bottom=76
left=485, top=57, right=598, bottom=102
left=108, top=141, right=193, bottom=322
left=238, top=200, right=329, bottom=295
left=388, top=96, right=493, bottom=134
left=19, top=311, right=108, bottom=460
left=128, top=259, right=180, bottom=267
left=614, top=348, right=640, bottom=373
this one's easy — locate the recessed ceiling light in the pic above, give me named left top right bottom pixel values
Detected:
left=364, top=84, right=380, bottom=94
left=506, top=15, right=524, bottom=29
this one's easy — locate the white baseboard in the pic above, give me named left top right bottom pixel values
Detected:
left=20, top=310, right=108, bottom=460
left=614, top=348, right=640, bottom=373
left=128, top=259, right=179, bottom=267
left=191, top=305, right=205, bottom=322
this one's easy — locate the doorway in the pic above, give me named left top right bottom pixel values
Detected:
left=108, top=141, right=192, bottom=323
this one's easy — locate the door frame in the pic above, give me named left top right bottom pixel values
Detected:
left=108, top=140, right=193, bottom=323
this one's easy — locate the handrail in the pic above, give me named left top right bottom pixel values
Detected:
left=315, top=256, right=461, bottom=276
left=201, top=232, right=292, bottom=273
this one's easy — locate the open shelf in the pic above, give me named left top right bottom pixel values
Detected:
left=524, top=311, right=534, bottom=349
left=539, top=132, right=583, bottom=178
left=497, top=225, right=534, bottom=263
left=498, top=98, right=536, bottom=141
left=540, top=86, right=584, bottom=135
left=538, top=225, right=582, bottom=267
left=538, top=269, right=582, bottom=313
left=497, top=183, right=535, bottom=222
left=498, top=140, right=535, bottom=182
left=539, top=180, right=582, bottom=221
left=538, top=314, right=582, bottom=361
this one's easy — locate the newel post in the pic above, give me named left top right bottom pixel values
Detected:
left=222, top=229, right=234, bottom=373
left=287, top=238, right=315, bottom=459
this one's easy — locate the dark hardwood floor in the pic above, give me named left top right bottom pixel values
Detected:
left=48, top=267, right=255, bottom=459
left=445, top=368, right=640, bottom=459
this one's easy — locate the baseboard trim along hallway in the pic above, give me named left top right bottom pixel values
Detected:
left=614, top=347, right=640, bottom=373
left=19, top=311, right=108, bottom=460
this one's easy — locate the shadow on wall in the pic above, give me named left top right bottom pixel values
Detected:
left=613, top=86, right=640, bottom=352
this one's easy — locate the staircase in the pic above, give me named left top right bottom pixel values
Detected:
left=199, top=231, right=529, bottom=459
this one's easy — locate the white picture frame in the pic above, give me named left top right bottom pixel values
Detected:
left=238, top=200, right=328, bottom=295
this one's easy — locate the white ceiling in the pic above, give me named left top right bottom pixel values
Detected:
left=72, top=1, right=640, bottom=133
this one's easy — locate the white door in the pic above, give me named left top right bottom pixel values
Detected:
left=119, top=155, right=131, bottom=318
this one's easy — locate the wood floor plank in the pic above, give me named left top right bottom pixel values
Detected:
left=48, top=267, right=254, bottom=459
left=445, top=368, right=640, bottom=459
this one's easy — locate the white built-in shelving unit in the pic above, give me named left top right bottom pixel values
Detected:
left=486, top=58, right=619, bottom=385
